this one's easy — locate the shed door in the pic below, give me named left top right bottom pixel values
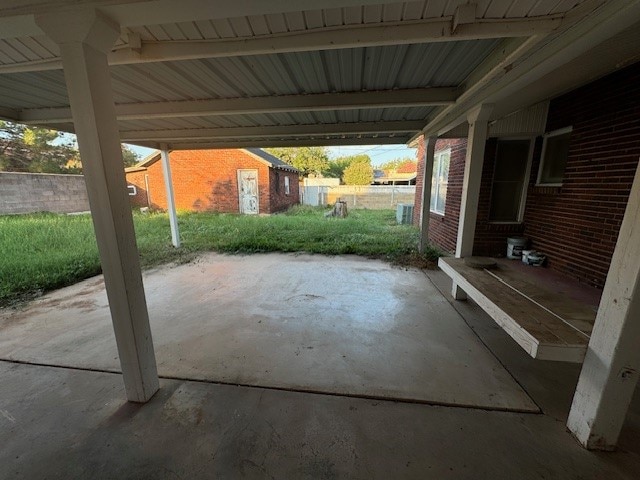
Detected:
left=238, top=169, right=259, bottom=214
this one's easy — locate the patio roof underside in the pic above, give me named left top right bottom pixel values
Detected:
left=0, top=0, right=639, bottom=150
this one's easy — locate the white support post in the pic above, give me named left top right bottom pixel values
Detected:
left=567, top=162, right=640, bottom=450
left=419, top=135, right=437, bottom=254
left=36, top=10, right=159, bottom=403
left=452, top=104, right=493, bottom=300
left=160, top=144, right=180, bottom=248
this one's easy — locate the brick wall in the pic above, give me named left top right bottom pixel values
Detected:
left=126, top=149, right=299, bottom=214
left=126, top=169, right=150, bottom=209
left=522, top=62, right=640, bottom=288
left=413, top=62, right=640, bottom=288
left=412, top=137, right=467, bottom=253
left=0, top=172, right=89, bottom=214
left=269, top=169, right=301, bottom=213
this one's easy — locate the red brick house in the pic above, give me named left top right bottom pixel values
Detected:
left=126, top=148, right=299, bottom=215
left=413, top=62, right=640, bottom=290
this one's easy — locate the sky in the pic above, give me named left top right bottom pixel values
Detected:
left=126, top=143, right=418, bottom=167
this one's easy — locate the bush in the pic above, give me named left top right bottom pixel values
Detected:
left=343, top=160, right=374, bottom=185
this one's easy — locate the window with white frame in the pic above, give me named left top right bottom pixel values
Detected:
left=537, top=127, right=572, bottom=185
left=284, top=176, right=290, bottom=195
left=430, top=149, right=450, bottom=215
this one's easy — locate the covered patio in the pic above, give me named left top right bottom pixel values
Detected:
left=1, top=0, right=640, bottom=472
left=2, top=254, right=640, bottom=479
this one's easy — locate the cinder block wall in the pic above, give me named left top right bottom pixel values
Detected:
left=327, top=186, right=415, bottom=209
left=0, top=172, right=89, bottom=214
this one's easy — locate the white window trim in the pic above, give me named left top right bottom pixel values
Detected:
left=430, top=148, right=451, bottom=215
left=284, top=175, right=290, bottom=195
left=488, top=137, right=535, bottom=225
left=536, top=126, right=573, bottom=187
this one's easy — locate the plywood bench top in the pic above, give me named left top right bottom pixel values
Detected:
left=438, top=257, right=596, bottom=363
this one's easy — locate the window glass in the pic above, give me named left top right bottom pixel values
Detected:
left=284, top=176, right=290, bottom=195
left=430, top=149, right=450, bottom=215
left=489, top=139, right=531, bottom=222
left=539, top=129, right=571, bottom=184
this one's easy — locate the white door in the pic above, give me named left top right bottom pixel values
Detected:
left=237, top=169, right=259, bottom=214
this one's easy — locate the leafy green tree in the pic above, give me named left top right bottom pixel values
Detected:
left=325, top=154, right=371, bottom=180
left=121, top=144, right=140, bottom=167
left=265, top=147, right=329, bottom=177
left=0, top=121, right=78, bottom=173
left=343, top=158, right=374, bottom=185
left=0, top=120, right=139, bottom=173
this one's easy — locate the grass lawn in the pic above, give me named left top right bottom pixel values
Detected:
left=0, top=206, right=439, bottom=307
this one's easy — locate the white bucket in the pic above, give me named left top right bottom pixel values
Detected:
left=507, top=237, right=528, bottom=259
left=522, top=249, right=534, bottom=264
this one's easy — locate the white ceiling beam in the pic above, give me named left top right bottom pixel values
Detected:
left=19, top=87, right=457, bottom=124
left=120, top=121, right=426, bottom=142
left=161, top=136, right=409, bottom=150
left=0, top=14, right=563, bottom=74
left=109, top=17, right=562, bottom=65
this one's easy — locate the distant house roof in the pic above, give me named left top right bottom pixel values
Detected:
left=372, top=172, right=417, bottom=184
left=125, top=148, right=298, bottom=173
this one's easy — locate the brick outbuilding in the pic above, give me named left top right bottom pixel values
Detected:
left=125, top=148, right=299, bottom=215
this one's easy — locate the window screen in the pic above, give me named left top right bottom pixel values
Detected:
left=430, top=150, right=450, bottom=215
left=489, top=140, right=531, bottom=222
left=539, top=129, right=571, bottom=185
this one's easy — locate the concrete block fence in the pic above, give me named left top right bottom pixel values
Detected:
left=0, top=172, right=90, bottom=214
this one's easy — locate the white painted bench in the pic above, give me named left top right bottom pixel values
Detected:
left=438, top=257, right=596, bottom=363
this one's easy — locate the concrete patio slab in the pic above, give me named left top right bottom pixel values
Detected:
left=1, top=361, right=639, bottom=480
left=0, top=253, right=536, bottom=412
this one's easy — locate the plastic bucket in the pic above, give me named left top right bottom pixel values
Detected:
left=507, top=237, right=528, bottom=259
left=521, top=249, right=534, bottom=264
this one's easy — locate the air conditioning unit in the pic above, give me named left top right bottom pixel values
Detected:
left=396, top=203, right=414, bottom=224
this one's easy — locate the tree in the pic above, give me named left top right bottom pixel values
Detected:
left=378, top=157, right=414, bottom=172
left=265, top=147, right=329, bottom=177
left=396, top=159, right=417, bottom=173
left=121, top=144, right=140, bottom=167
left=325, top=154, right=371, bottom=180
left=343, top=158, right=374, bottom=185
left=0, top=121, right=78, bottom=173
left=0, top=120, right=139, bottom=173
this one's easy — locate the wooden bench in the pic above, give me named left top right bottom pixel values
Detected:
left=438, top=257, right=596, bottom=363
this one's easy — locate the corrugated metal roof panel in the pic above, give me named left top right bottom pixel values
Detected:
left=127, top=0, right=581, bottom=42
left=0, top=1, right=586, bottom=66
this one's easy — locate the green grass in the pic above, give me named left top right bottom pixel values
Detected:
left=0, top=206, right=440, bottom=307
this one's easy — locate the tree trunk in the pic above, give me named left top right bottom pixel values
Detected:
left=325, top=199, right=348, bottom=218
